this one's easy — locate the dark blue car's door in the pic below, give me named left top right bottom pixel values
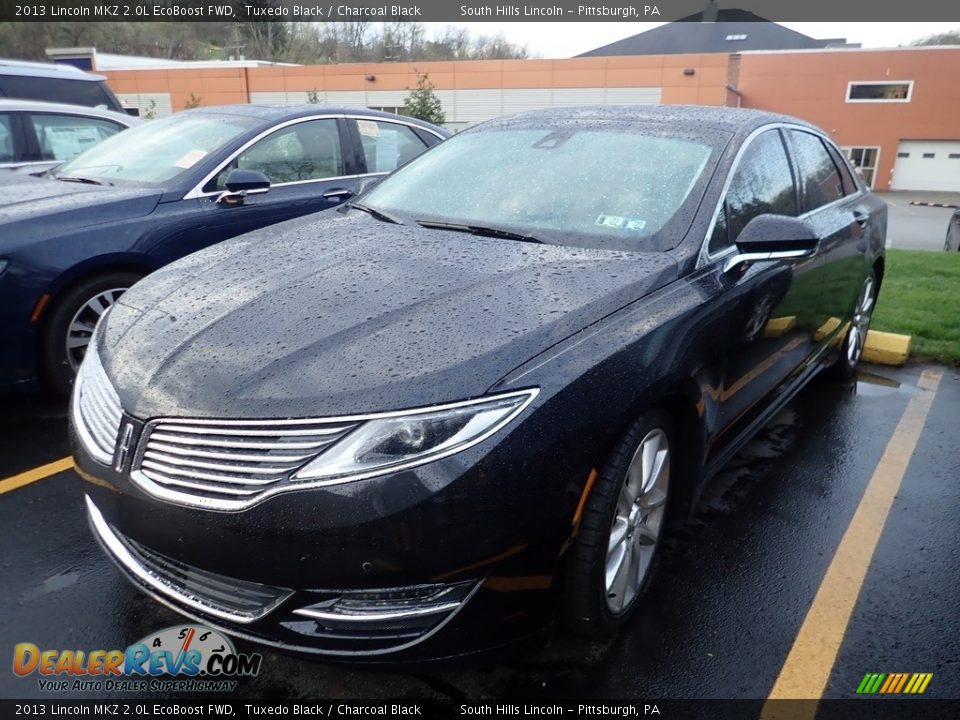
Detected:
left=193, top=116, right=360, bottom=245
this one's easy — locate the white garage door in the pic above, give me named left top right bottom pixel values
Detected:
left=891, top=140, right=960, bottom=192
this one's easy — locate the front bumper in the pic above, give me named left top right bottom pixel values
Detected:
left=73, top=405, right=578, bottom=661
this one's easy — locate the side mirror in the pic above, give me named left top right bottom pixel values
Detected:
left=724, top=214, right=819, bottom=273
left=217, top=169, right=271, bottom=205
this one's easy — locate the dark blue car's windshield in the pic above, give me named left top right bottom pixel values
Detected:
left=54, top=113, right=259, bottom=186
left=363, top=123, right=721, bottom=251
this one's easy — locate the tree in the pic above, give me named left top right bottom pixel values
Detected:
left=403, top=71, right=445, bottom=125
left=910, top=29, right=960, bottom=46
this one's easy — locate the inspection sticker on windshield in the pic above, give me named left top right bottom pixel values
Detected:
left=173, top=149, right=208, bottom=169
left=596, top=214, right=646, bottom=232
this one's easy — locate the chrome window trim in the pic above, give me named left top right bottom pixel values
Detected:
left=696, top=123, right=865, bottom=269
left=183, top=113, right=444, bottom=201
left=129, top=388, right=540, bottom=512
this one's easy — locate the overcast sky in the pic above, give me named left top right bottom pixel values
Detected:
left=424, top=23, right=957, bottom=58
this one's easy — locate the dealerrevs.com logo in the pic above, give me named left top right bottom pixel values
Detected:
left=13, top=625, right=262, bottom=693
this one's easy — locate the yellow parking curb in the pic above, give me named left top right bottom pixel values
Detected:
left=863, top=330, right=911, bottom=367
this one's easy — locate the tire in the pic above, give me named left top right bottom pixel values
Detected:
left=562, top=409, right=673, bottom=639
left=41, top=271, right=141, bottom=395
left=830, top=268, right=878, bottom=380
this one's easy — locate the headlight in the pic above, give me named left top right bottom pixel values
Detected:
left=293, top=388, right=539, bottom=484
left=0, top=259, right=9, bottom=277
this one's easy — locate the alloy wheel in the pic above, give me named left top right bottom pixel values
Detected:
left=605, top=428, right=670, bottom=614
left=846, top=276, right=876, bottom=367
left=65, top=287, right=127, bottom=372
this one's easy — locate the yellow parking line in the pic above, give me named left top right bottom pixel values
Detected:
left=0, top=457, right=74, bottom=495
left=761, top=368, right=943, bottom=714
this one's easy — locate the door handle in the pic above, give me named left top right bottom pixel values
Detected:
left=322, top=188, right=354, bottom=200
left=853, top=210, right=870, bottom=228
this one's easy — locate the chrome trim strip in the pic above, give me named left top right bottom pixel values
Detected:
left=140, top=459, right=283, bottom=485
left=183, top=113, right=444, bottom=201
left=147, top=442, right=314, bottom=463
left=292, top=601, right=461, bottom=623
left=143, top=450, right=297, bottom=474
left=696, top=123, right=865, bottom=270
left=155, top=420, right=354, bottom=434
left=139, top=469, right=262, bottom=496
left=722, top=249, right=816, bottom=274
left=148, top=432, right=331, bottom=450
left=85, top=496, right=293, bottom=623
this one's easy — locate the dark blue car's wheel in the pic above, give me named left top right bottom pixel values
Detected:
left=563, top=409, right=673, bottom=639
left=42, top=271, right=142, bottom=395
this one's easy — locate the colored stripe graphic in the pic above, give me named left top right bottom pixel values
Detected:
left=857, top=673, right=932, bottom=694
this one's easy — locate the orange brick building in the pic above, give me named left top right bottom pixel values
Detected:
left=90, top=47, right=960, bottom=192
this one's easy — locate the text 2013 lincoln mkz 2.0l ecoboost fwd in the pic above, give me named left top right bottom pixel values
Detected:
left=72, top=106, right=886, bottom=661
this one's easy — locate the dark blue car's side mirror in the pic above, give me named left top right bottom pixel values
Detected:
left=218, top=169, right=271, bottom=205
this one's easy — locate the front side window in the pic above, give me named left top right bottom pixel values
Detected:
left=29, top=113, right=122, bottom=161
left=712, top=130, right=797, bottom=252
left=789, top=130, right=845, bottom=212
left=357, top=120, right=428, bottom=174
left=363, top=123, right=717, bottom=251
left=206, top=119, right=343, bottom=191
left=55, top=112, right=259, bottom=186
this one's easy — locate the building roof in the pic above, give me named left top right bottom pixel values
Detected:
left=578, top=4, right=851, bottom=56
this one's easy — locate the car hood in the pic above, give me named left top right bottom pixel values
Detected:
left=102, top=212, right=678, bottom=419
left=0, top=175, right=160, bottom=233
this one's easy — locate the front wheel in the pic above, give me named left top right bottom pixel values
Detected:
left=41, top=271, right=141, bottom=395
left=831, top=269, right=877, bottom=380
left=563, top=410, right=673, bottom=639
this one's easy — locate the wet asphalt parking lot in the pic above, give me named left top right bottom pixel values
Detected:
left=1, top=362, right=958, bottom=704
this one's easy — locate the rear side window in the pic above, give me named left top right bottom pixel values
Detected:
left=0, top=114, right=14, bottom=162
left=789, top=130, right=846, bottom=211
left=28, top=113, right=122, bottom=161
left=357, top=120, right=428, bottom=174
left=825, top=143, right=859, bottom=195
left=0, top=76, right=118, bottom=109
left=711, top=129, right=797, bottom=252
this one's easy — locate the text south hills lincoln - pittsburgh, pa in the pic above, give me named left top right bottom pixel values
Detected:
left=460, top=4, right=661, bottom=17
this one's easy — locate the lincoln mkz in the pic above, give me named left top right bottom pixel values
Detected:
left=72, top=106, right=886, bottom=661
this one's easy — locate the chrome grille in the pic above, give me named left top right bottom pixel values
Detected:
left=133, top=418, right=358, bottom=505
left=73, top=349, right=122, bottom=465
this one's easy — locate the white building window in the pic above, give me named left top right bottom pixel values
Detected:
left=846, top=81, right=913, bottom=103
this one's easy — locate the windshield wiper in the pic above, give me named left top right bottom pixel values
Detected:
left=416, top=220, right=545, bottom=244
left=55, top=175, right=105, bottom=186
left=347, top=202, right=403, bottom=225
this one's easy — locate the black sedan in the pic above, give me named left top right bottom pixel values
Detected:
left=72, top=106, right=886, bottom=662
left=0, top=104, right=447, bottom=394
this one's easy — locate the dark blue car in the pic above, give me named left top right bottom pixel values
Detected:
left=0, top=105, right=448, bottom=394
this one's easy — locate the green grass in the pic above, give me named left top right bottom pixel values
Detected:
left=872, top=249, right=960, bottom=364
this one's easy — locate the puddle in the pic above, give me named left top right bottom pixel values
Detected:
left=855, top=370, right=903, bottom=397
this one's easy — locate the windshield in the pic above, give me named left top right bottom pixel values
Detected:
left=54, top=112, right=260, bottom=186
left=362, top=124, right=718, bottom=250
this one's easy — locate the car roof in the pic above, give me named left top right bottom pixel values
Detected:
left=0, top=98, right=138, bottom=124
left=482, top=104, right=821, bottom=137
left=0, top=59, right=108, bottom=82
left=180, top=104, right=451, bottom=135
